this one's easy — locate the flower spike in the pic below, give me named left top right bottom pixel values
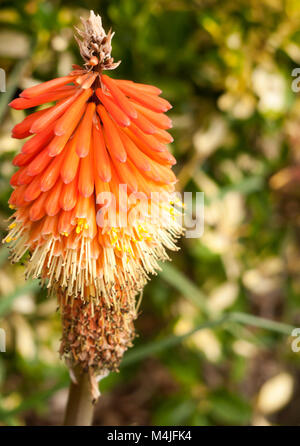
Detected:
left=5, top=10, right=183, bottom=390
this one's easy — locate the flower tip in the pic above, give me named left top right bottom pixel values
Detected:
left=8, top=99, right=18, bottom=109
left=48, top=148, right=58, bottom=157
left=117, top=154, right=127, bottom=163
left=164, top=103, right=172, bottom=112
left=54, top=128, right=65, bottom=137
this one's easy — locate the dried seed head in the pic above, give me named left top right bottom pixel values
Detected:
left=59, top=290, right=137, bottom=375
left=74, top=10, right=121, bottom=71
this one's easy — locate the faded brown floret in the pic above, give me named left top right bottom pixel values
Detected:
left=59, top=291, right=136, bottom=375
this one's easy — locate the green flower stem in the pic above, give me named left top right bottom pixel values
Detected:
left=63, top=368, right=94, bottom=426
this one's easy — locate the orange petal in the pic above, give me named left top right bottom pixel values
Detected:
left=92, top=119, right=112, bottom=182
left=60, top=134, right=80, bottom=184
left=14, top=207, right=30, bottom=222
left=78, top=147, right=94, bottom=197
left=48, top=102, right=88, bottom=157
left=74, top=195, right=91, bottom=219
left=129, top=123, right=166, bottom=152
left=40, top=149, right=66, bottom=192
left=21, top=122, right=55, bottom=155
left=118, top=129, right=150, bottom=172
left=54, top=88, right=92, bottom=136
left=124, top=128, right=176, bottom=165
left=75, top=72, right=92, bottom=86
left=101, top=75, right=137, bottom=119
left=129, top=159, right=174, bottom=196
left=41, top=215, right=58, bottom=237
left=90, top=237, right=101, bottom=259
left=60, top=175, right=78, bottom=211
left=18, top=167, right=33, bottom=185
left=97, top=105, right=127, bottom=163
left=143, top=160, right=177, bottom=184
left=52, top=239, right=63, bottom=256
left=58, top=210, right=74, bottom=235
left=9, top=185, right=28, bottom=207
left=9, top=86, right=77, bottom=109
left=45, top=179, right=63, bottom=216
left=20, top=75, right=76, bottom=99
left=117, top=83, right=172, bottom=112
left=81, top=72, right=98, bottom=89
left=96, top=88, right=130, bottom=127
left=112, top=159, right=138, bottom=193
left=29, top=191, right=48, bottom=221
left=115, top=79, right=162, bottom=95
left=27, top=220, right=44, bottom=244
left=26, top=148, right=51, bottom=176
left=98, top=231, right=111, bottom=249
left=94, top=171, right=110, bottom=204
left=106, top=168, right=121, bottom=212
left=12, top=108, right=48, bottom=139
left=76, top=102, right=95, bottom=157
left=70, top=66, right=85, bottom=75
left=131, top=111, right=156, bottom=134
left=10, top=169, right=21, bottom=187
left=83, top=197, right=97, bottom=239
left=125, top=160, right=153, bottom=197
left=65, top=231, right=80, bottom=249
left=30, top=92, right=80, bottom=134
left=131, top=101, right=172, bottom=129
left=109, top=164, right=128, bottom=213
left=24, top=174, right=42, bottom=202
left=153, top=128, right=174, bottom=144
left=13, top=152, right=35, bottom=167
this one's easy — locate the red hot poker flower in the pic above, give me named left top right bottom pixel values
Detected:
left=5, top=11, right=183, bottom=381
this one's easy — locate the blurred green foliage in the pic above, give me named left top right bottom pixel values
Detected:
left=1, top=0, right=300, bottom=426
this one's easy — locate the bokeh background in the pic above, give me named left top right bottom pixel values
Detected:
left=1, top=0, right=300, bottom=426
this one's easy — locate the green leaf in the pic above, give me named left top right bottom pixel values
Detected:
left=210, top=390, right=252, bottom=425
left=159, top=262, right=209, bottom=315
left=123, top=312, right=294, bottom=367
